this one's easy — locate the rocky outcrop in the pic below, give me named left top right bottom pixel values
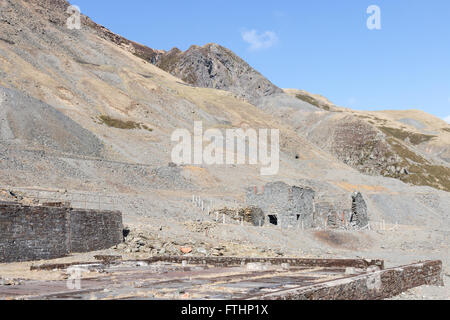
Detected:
left=154, top=44, right=284, bottom=105
left=331, top=116, right=399, bottom=176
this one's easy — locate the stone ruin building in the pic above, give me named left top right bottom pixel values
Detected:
left=246, top=182, right=316, bottom=228
left=245, top=181, right=369, bottom=230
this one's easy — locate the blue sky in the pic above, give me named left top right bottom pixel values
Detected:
left=73, top=0, right=450, bottom=121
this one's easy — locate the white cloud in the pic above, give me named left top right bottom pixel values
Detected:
left=444, top=115, right=450, bottom=124
left=241, top=29, right=278, bottom=51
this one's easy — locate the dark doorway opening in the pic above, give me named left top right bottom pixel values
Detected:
left=268, top=215, right=278, bottom=226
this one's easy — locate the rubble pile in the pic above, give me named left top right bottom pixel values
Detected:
left=114, top=228, right=284, bottom=258
left=210, top=206, right=265, bottom=226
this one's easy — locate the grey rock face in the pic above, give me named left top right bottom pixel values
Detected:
left=155, top=44, right=283, bottom=105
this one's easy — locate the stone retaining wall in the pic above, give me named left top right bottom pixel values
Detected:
left=255, top=260, right=443, bottom=300
left=0, top=202, right=122, bottom=263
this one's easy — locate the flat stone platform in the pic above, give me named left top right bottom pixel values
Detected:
left=0, top=257, right=442, bottom=300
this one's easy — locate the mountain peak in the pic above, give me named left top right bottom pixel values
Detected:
left=154, top=43, right=283, bottom=104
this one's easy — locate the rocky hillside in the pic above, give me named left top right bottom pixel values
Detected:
left=0, top=0, right=330, bottom=188
left=0, top=1, right=449, bottom=299
left=0, top=0, right=449, bottom=228
left=0, top=86, right=104, bottom=157
left=283, top=89, right=450, bottom=192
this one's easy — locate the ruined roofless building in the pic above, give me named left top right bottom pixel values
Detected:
left=246, top=182, right=369, bottom=230
left=246, top=182, right=315, bottom=228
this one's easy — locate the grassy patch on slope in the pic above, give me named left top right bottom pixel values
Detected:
left=295, top=94, right=330, bottom=111
left=379, top=126, right=436, bottom=145
left=98, top=115, right=153, bottom=132
left=384, top=138, right=450, bottom=192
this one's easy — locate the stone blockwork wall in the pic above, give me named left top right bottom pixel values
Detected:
left=0, top=202, right=122, bottom=263
left=246, top=182, right=316, bottom=228
left=314, top=202, right=353, bottom=229
left=0, top=203, right=69, bottom=263
left=69, top=209, right=123, bottom=253
left=350, top=192, right=369, bottom=228
left=258, top=260, right=443, bottom=300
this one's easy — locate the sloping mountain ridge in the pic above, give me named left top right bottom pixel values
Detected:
left=137, top=33, right=450, bottom=191
left=127, top=25, right=450, bottom=192
left=80, top=3, right=449, bottom=193
left=284, top=89, right=450, bottom=192
left=0, top=0, right=337, bottom=188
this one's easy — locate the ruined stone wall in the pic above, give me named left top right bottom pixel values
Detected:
left=0, top=203, right=123, bottom=263
left=350, top=192, right=369, bottom=228
left=211, top=207, right=265, bottom=226
left=246, top=182, right=315, bottom=228
left=314, top=202, right=353, bottom=229
left=291, top=186, right=316, bottom=227
left=246, top=182, right=369, bottom=230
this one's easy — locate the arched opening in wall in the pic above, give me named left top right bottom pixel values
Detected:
left=268, top=215, right=278, bottom=226
left=123, top=228, right=130, bottom=240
